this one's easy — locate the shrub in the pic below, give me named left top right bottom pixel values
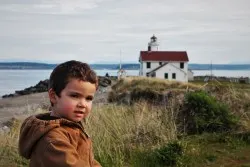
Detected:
left=148, top=141, right=183, bottom=166
left=180, top=91, right=239, bottom=134
left=131, top=141, right=183, bottom=167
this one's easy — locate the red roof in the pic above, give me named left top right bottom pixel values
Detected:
left=140, top=51, right=189, bottom=62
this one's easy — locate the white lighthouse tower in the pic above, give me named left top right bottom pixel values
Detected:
left=148, top=35, right=159, bottom=51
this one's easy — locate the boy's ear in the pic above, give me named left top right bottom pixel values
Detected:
left=48, top=88, right=57, bottom=104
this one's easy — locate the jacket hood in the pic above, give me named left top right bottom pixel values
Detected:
left=18, top=112, right=85, bottom=159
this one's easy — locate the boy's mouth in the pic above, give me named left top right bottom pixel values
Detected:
left=74, top=111, right=85, bottom=118
left=75, top=111, right=85, bottom=114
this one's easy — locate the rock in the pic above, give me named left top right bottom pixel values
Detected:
left=2, top=94, right=15, bottom=98
left=98, top=76, right=112, bottom=87
left=2, top=79, right=49, bottom=98
left=0, top=126, right=10, bottom=134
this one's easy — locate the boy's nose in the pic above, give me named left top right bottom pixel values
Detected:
left=77, top=99, right=87, bottom=108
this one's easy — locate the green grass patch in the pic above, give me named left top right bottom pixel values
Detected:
left=179, top=133, right=250, bottom=167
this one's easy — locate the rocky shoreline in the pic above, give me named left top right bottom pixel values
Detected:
left=2, top=76, right=113, bottom=98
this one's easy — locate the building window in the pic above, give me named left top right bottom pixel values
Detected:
left=159, top=62, right=162, bottom=65
left=147, top=62, right=151, bottom=68
left=148, top=46, right=151, bottom=51
left=172, top=73, right=176, bottom=79
left=164, top=73, right=168, bottom=79
left=180, top=62, right=184, bottom=69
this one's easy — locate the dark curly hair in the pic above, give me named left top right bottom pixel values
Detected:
left=49, top=60, right=98, bottom=98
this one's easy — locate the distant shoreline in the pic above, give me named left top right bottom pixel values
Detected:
left=1, top=69, right=250, bottom=71
left=0, top=62, right=250, bottom=70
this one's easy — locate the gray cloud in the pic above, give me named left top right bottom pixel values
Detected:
left=0, top=0, right=249, bottom=64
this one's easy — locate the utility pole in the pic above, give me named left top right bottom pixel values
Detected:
left=210, top=60, right=213, bottom=80
left=120, top=49, right=122, bottom=70
left=118, top=49, right=122, bottom=79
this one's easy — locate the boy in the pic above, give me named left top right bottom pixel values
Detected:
left=19, top=60, right=101, bottom=167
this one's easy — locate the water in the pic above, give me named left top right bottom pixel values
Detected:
left=0, top=69, right=249, bottom=96
left=0, top=70, right=52, bottom=97
left=0, top=69, right=139, bottom=96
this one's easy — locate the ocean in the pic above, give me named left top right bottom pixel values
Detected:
left=0, top=69, right=249, bottom=97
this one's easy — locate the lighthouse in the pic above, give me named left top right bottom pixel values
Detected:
left=148, top=35, right=159, bottom=51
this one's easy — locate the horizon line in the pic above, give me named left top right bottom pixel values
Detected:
left=0, top=61, right=250, bottom=65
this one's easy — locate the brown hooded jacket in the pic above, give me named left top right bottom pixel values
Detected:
left=19, top=112, right=101, bottom=167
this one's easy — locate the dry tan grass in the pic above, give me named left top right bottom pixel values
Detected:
left=112, top=77, right=200, bottom=92
left=109, top=77, right=202, bottom=104
left=86, top=101, right=178, bottom=166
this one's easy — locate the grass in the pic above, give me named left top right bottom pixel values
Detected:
left=179, top=133, right=250, bottom=167
left=1, top=106, right=250, bottom=167
left=2, top=119, right=250, bottom=167
left=108, top=77, right=202, bottom=104
left=190, top=80, right=250, bottom=90
left=0, top=119, right=28, bottom=167
left=86, top=102, right=178, bottom=166
left=111, top=77, right=202, bottom=93
left=1, top=77, right=250, bottom=166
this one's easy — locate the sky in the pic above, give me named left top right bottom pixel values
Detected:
left=0, top=0, right=249, bottom=64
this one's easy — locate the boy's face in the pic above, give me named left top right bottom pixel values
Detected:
left=49, top=79, right=96, bottom=122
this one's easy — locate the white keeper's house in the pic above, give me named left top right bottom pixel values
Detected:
left=139, top=35, right=189, bottom=82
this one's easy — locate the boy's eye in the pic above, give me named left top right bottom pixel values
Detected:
left=70, top=94, right=79, bottom=98
left=86, top=96, right=94, bottom=101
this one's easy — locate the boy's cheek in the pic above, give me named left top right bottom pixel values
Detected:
left=62, top=104, right=75, bottom=111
